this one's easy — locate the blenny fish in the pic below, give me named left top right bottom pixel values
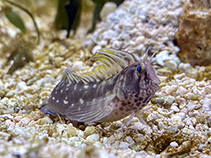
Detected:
left=41, top=48, right=160, bottom=125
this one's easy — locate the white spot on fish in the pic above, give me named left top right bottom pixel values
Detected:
left=56, top=100, right=59, bottom=103
left=67, top=83, right=71, bottom=87
left=84, top=85, right=89, bottom=89
left=93, top=84, right=97, bottom=88
left=78, top=107, right=81, bottom=111
left=108, top=79, right=113, bottom=85
left=55, top=91, right=58, bottom=94
left=65, top=88, right=69, bottom=91
left=79, top=99, right=84, bottom=104
left=60, top=89, right=63, bottom=93
left=71, top=103, right=74, bottom=107
left=56, top=85, right=60, bottom=90
left=63, top=100, right=68, bottom=104
left=65, top=96, right=68, bottom=100
left=74, top=85, right=77, bottom=90
left=52, top=97, right=55, bottom=100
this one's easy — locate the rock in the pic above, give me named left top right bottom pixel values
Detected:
left=92, top=45, right=102, bottom=54
left=155, top=51, right=171, bottom=66
left=198, top=144, right=204, bottom=150
left=78, top=146, right=110, bottom=158
left=38, top=117, right=53, bottom=125
left=18, top=81, right=27, bottom=90
left=132, top=122, right=145, bottom=131
left=187, top=102, right=196, bottom=111
left=71, top=61, right=84, bottom=71
left=151, top=96, right=175, bottom=108
left=202, top=97, right=211, bottom=111
left=0, top=90, right=5, bottom=98
left=100, top=2, right=117, bottom=21
left=156, top=51, right=179, bottom=71
left=125, top=136, right=135, bottom=145
left=164, top=60, right=178, bottom=71
left=68, top=125, right=78, bottom=137
left=5, top=91, right=14, bottom=97
left=86, top=134, right=100, bottom=144
left=171, top=104, right=180, bottom=112
left=171, top=113, right=185, bottom=123
left=176, top=0, right=211, bottom=66
left=147, top=113, right=158, bottom=122
left=178, top=63, right=191, bottom=71
left=119, top=142, right=130, bottom=149
left=170, top=141, right=178, bottom=147
left=106, top=135, right=116, bottom=144
left=84, top=126, right=96, bottom=137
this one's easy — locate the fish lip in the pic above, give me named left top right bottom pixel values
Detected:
left=154, top=77, right=161, bottom=85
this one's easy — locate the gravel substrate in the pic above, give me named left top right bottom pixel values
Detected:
left=0, top=0, right=211, bottom=157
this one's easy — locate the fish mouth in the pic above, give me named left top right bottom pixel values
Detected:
left=154, top=77, right=161, bottom=85
left=154, top=83, right=161, bottom=91
left=40, top=104, right=57, bottom=115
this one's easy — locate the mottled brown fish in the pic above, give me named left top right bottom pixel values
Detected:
left=41, top=48, right=160, bottom=125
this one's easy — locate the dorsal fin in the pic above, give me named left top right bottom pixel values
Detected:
left=92, top=48, right=136, bottom=67
left=62, top=48, right=137, bottom=83
left=62, top=68, right=83, bottom=83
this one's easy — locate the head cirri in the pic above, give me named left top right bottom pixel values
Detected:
left=115, top=50, right=160, bottom=112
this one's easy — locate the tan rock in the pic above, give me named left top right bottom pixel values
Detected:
left=176, top=0, right=211, bottom=66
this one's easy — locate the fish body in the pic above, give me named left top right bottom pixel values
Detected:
left=41, top=48, right=160, bottom=124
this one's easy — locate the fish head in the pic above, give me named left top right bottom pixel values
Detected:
left=117, top=56, right=160, bottom=103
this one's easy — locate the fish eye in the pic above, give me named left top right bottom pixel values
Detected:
left=137, top=65, right=141, bottom=72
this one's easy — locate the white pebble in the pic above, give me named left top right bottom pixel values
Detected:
left=155, top=51, right=171, bottom=66
left=113, top=141, right=120, bottom=148
left=164, top=60, right=178, bottom=71
left=178, top=63, right=191, bottom=71
left=187, top=102, right=196, bottom=111
left=117, top=132, right=124, bottom=139
left=102, top=137, right=108, bottom=144
left=176, top=86, right=187, bottom=95
left=171, top=115, right=182, bottom=122
left=147, top=113, right=158, bottom=122
left=185, top=118, right=192, bottom=126
left=93, top=141, right=103, bottom=148
left=17, top=81, right=27, bottom=90
left=100, top=2, right=117, bottom=21
left=7, top=28, right=18, bottom=37
left=174, top=73, right=186, bottom=79
left=112, top=40, right=122, bottom=49
left=170, top=141, right=178, bottom=147
left=71, top=61, right=84, bottom=71
left=135, top=36, right=145, bottom=45
left=125, top=136, right=135, bottom=145
left=158, top=122, right=165, bottom=129
left=170, top=54, right=181, bottom=65
left=92, top=45, right=102, bottom=54
left=132, top=122, right=145, bottom=130
left=107, top=135, right=116, bottom=144
left=198, top=144, right=204, bottom=150
left=176, top=113, right=186, bottom=119
left=203, top=98, right=211, bottom=111
left=119, top=142, right=130, bottom=149
left=86, top=134, right=100, bottom=143
left=171, top=105, right=180, bottom=112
